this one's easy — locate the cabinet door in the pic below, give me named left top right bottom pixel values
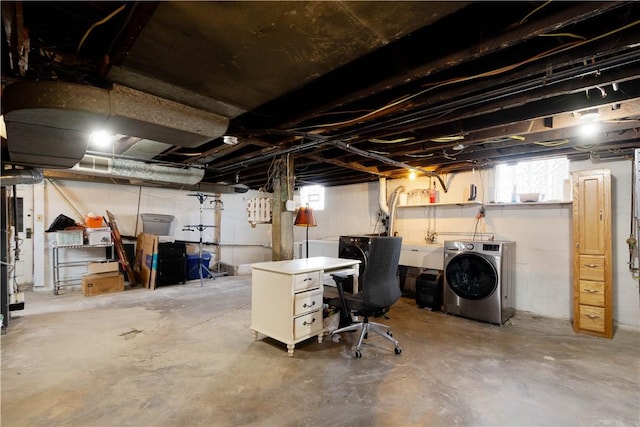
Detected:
left=573, top=171, right=610, bottom=256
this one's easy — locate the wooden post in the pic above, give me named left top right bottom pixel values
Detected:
left=272, top=156, right=294, bottom=261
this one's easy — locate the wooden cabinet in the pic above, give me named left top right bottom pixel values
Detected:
left=250, top=257, right=360, bottom=356
left=572, top=169, right=612, bottom=338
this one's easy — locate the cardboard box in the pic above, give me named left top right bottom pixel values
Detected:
left=82, top=272, right=124, bottom=296
left=135, top=233, right=159, bottom=289
left=87, top=227, right=112, bottom=246
left=88, top=261, right=119, bottom=274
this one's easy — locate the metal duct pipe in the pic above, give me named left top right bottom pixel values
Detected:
left=388, top=185, right=405, bottom=237
left=379, top=178, right=390, bottom=216
left=0, top=168, right=43, bottom=186
left=71, top=155, right=204, bottom=185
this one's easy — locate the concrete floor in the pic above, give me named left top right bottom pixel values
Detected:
left=2, top=275, right=639, bottom=427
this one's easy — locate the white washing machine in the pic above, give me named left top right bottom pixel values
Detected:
left=443, top=240, right=516, bottom=325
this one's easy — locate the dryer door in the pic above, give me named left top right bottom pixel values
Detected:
left=339, top=244, right=367, bottom=277
left=445, top=253, right=498, bottom=300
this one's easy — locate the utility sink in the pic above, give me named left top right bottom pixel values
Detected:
left=399, top=243, right=444, bottom=270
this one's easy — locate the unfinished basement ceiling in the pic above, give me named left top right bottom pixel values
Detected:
left=1, top=1, right=639, bottom=190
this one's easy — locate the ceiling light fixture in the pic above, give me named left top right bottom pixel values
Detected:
left=452, top=143, right=466, bottom=151
left=223, top=135, right=238, bottom=145
left=88, top=130, right=113, bottom=148
left=578, top=122, right=601, bottom=138
left=577, top=108, right=601, bottom=138
left=408, top=170, right=417, bottom=180
left=579, top=108, right=600, bottom=121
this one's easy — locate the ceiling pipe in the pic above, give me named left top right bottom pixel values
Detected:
left=332, top=141, right=448, bottom=192
left=387, top=184, right=405, bottom=237
left=0, top=168, right=44, bottom=186
left=379, top=178, right=390, bottom=216
left=71, top=154, right=204, bottom=185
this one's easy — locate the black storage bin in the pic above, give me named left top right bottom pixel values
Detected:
left=156, top=242, right=186, bottom=286
left=157, top=241, right=186, bottom=258
left=416, top=269, right=443, bottom=311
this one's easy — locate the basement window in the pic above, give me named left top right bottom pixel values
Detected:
left=494, top=157, right=569, bottom=203
left=300, top=185, right=325, bottom=211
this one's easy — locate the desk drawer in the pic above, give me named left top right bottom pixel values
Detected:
left=293, top=271, right=322, bottom=291
left=578, top=305, right=606, bottom=334
left=294, top=310, right=322, bottom=339
left=294, top=288, right=323, bottom=316
left=579, top=280, right=605, bottom=307
left=579, top=255, right=605, bottom=281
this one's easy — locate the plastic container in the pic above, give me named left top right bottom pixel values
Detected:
left=55, top=230, right=84, bottom=247
left=187, top=252, right=212, bottom=280
left=141, top=214, right=176, bottom=235
left=85, top=214, right=104, bottom=228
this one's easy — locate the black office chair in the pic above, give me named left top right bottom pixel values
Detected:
left=331, top=236, right=403, bottom=358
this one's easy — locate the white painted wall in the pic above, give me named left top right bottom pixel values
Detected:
left=22, top=156, right=639, bottom=329
left=386, top=159, right=639, bottom=328
left=34, top=180, right=272, bottom=290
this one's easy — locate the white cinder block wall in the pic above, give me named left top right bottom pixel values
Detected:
left=26, top=157, right=639, bottom=329
left=298, top=159, right=639, bottom=329
left=35, top=181, right=272, bottom=289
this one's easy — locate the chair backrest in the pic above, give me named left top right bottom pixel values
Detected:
left=361, top=236, right=403, bottom=308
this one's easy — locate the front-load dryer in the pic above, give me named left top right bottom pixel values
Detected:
left=443, top=240, right=516, bottom=324
left=338, top=235, right=377, bottom=293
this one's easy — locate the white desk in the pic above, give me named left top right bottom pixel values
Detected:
left=250, top=257, right=360, bottom=357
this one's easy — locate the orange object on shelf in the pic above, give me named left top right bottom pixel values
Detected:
left=85, top=215, right=103, bottom=228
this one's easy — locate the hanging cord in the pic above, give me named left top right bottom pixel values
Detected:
left=76, top=4, right=127, bottom=57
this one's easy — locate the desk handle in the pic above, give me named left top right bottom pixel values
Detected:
left=303, top=317, right=317, bottom=326
left=303, top=278, right=313, bottom=282
left=302, top=301, right=316, bottom=308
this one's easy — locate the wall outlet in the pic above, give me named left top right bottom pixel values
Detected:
left=285, top=200, right=296, bottom=211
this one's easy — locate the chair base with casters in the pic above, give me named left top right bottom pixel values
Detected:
left=330, top=273, right=402, bottom=358
left=330, top=312, right=402, bottom=358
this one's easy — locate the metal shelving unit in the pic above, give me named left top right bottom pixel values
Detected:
left=52, top=243, right=115, bottom=295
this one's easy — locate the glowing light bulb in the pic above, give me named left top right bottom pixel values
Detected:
left=89, top=130, right=113, bottom=148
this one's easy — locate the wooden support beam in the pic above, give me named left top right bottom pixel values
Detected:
left=271, top=156, right=294, bottom=261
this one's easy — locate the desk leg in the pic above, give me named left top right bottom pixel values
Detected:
left=251, top=330, right=258, bottom=340
left=317, top=333, right=324, bottom=344
left=287, top=344, right=295, bottom=357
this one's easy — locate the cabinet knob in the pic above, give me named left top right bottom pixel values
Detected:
left=584, top=264, right=600, bottom=268
left=584, top=289, right=599, bottom=294
left=585, top=314, right=600, bottom=320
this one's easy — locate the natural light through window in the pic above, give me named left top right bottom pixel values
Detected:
left=300, top=185, right=325, bottom=210
left=494, top=157, right=569, bottom=203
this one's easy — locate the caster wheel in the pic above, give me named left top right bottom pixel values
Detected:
left=387, top=331, right=393, bottom=337
left=394, top=346, right=402, bottom=355
left=355, top=349, right=362, bottom=358
left=363, top=333, right=368, bottom=339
